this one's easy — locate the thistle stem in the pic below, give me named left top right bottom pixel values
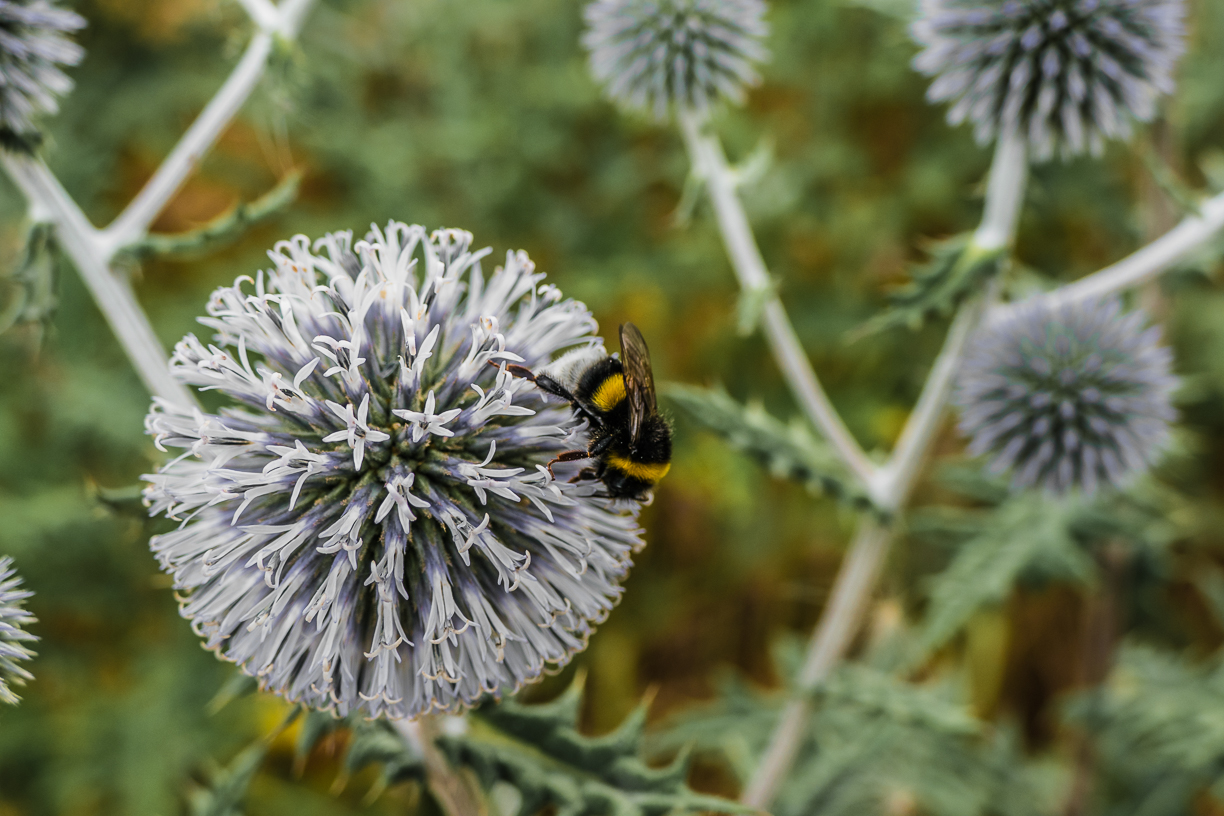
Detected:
left=873, top=285, right=996, bottom=511
left=973, top=127, right=1029, bottom=252
left=678, top=109, right=878, bottom=491
left=992, top=188, right=1224, bottom=321
left=393, top=717, right=487, bottom=816
left=1, top=155, right=195, bottom=405
left=0, top=0, right=316, bottom=406
left=100, top=0, right=316, bottom=256
left=739, top=517, right=891, bottom=809
left=738, top=133, right=1029, bottom=810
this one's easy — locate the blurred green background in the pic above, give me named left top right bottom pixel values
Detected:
left=2, top=0, right=1224, bottom=813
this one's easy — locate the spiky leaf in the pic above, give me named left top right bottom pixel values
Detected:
left=854, top=234, right=1004, bottom=338
left=1066, top=644, right=1224, bottom=815
left=185, top=741, right=268, bottom=816
left=665, top=384, right=876, bottom=512
left=301, top=678, right=750, bottom=816
left=908, top=492, right=1093, bottom=667
left=115, top=171, right=300, bottom=264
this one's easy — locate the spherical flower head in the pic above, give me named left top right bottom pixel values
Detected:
left=0, top=556, right=36, bottom=705
left=955, top=297, right=1176, bottom=494
left=0, top=1, right=86, bottom=154
left=583, top=0, right=769, bottom=120
left=142, top=223, right=647, bottom=719
left=911, top=0, right=1186, bottom=161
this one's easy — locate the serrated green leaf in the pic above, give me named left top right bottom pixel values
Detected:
left=908, top=492, right=1093, bottom=668
left=319, top=678, right=750, bottom=816
left=451, top=679, right=753, bottom=816
left=1066, top=644, right=1224, bottom=815
left=649, top=652, right=1047, bottom=816
left=186, top=740, right=268, bottom=816
left=344, top=719, right=427, bottom=785
left=115, top=171, right=301, bottom=264
left=816, top=664, right=979, bottom=736
left=0, top=220, right=58, bottom=341
left=852, top=234, right=1005, bottom=338
left=664, top=383, right=877, bottom=512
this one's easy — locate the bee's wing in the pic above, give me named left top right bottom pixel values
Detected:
left=620, top=322, right=657, bottom=446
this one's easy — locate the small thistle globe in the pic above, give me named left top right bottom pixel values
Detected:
left=911, top=0, right=1186, bottom=160
left=143, top=223, right=647, bottom=719
left=955, top=297, right=1176, bottom=494
left=583, top=0, right=769, bottom=120
left=0, top=0, right=86, bottom=153
left=0, top=556, right=36, bottom=705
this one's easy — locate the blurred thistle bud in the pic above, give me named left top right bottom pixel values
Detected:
left=143, top=223, right=646, bottom=720
left=583, top=0, right=769, bottom=120
left=955, top=297, right=1176, bottom=494
left=0, top=556, right=36, bottom=705
left=911, top=0, right=1186, bottom=161
left=0, top=0, right=86, bottom=154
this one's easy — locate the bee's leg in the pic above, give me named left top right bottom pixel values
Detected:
left=568, top=467, right=600, bottom=483
left=587, top=435, right=615, bottom=456
left=488, top=361, right=577, bottom=403
left=546, top=449, right=590, bottom=479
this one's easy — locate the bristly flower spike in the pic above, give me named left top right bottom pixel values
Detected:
left=583, top=0, right=769, bottom=120
left=143, top=223, right=646, bottom=720
left=0, top=0, right=86, bottom=154
left=911, top=0, right=1186, bottom=161
left=0, top=556, right=36, bottom=705
left=956, top=297, right=1177, bottom=494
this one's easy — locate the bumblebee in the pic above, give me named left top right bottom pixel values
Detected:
left=503, top=323, right=672, bottom=501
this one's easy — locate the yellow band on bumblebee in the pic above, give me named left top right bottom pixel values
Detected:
left=590, top=374, right=627, bottom=412
left=606, top=453, right=671, bottom=484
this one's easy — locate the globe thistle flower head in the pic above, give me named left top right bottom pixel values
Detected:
left=583, top=0, right=769, bottom=120
left=0, top=556, right=36, bottom=705
left=0, top=1, right=86, bottom=154
left=911, top=0, right=1186, bottom=161
left=143, top=223, right=646, bottom=719
left=955, top=297, right=1176, bottom=494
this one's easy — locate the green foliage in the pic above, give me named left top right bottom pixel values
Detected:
left=908, top=477, right=1192, bottom=668
left=290, top=678, right=749, bottom=816
left=909, top=493, right=1093, bottom=665
left=1066, top=644, right=1224, bottom=816
left=852, top=235, right=1005, bottom=338
left=653, top=654, right=1050, bottom=816
left=0, top=220, right=58, bottom=342
left=185, top=740, right=270, bottom=816
left=341, top=719, right=427, bottom=787
left=115, top=171, right=302, bottom=265
left=665, top=383, right=876, bottom=511
left=778, top=689, right=1042, bottom=816
left=2, top=0, right=1224, bottom=814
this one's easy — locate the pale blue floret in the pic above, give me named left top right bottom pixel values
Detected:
left=142, top=224, right=645, bottom=720
left=584, top=0, right=769, bottom=120
left=955, top=297, right=1176, bottom=494
left=0, top=0, right=85, bottom=152
left=911, top=0, right=1186, bottom=160
left=0, top=556, right=36, bottom=705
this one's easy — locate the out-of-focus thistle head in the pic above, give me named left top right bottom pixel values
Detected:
left=955, top=297, right=1176, bottom=494
left=0, top=0, right=85, bottom=154
left=583, top=0, right=769, bottom=120
left=911, top=0, right=1186, bottom=161
left=143, top=223, right=646, bottom=720
left=0, top=556, right=36, bottom=705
